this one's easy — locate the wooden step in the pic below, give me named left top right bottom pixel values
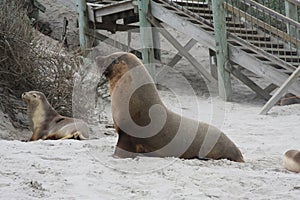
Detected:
left=277, top=55, right=300, bottom=63
left=261, top=61, right=292, bottom=70
left=255, top=55, right=300, bottom=64
left=227, top=27, right=258, bottom=34
left=171, top=0, right=209, bottom=7
left=182, top=6, right=212, bottom=14
left=235, top=33, right=271, bottom=41
left=261, top=48, right=298, bottom=56
left=201, top=14, right=232, bottom=21
left=249, top=41, right=284, bottom=48
left=260, top=61, right=286, bottom=68
left=226, top=21, right=245, bottom=28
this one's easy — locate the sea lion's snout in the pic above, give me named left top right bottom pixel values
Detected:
left=97, top=55, right=121, bottom=79
left=22, top=92, right=29, bottom=103
left=22, top=91, right=39, bottom=104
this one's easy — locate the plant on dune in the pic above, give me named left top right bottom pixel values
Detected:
left=0, top=0, right=77, bottom=127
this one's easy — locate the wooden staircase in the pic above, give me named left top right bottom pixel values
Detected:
left=85, top=0, right=300, bottom=97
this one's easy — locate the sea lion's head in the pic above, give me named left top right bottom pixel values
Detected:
left=96, top=52, right=152, bottom=95
left=22, top=91, right=47, bottom=107
left=96, top=52, right=144, bottom=80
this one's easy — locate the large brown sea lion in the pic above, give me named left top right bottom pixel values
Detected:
left=284, top=150, right=300, bottom=173
left=22, top=91, right=89, bottom=141
left=96, top=52, right=244, bottom=162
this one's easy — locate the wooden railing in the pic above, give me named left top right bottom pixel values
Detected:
left=225, top=0, right=300, bottom=47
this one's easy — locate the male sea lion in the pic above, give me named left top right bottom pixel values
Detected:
left=284, top=150, right=300, bottom=173
left=96, top=52, right=244, bottom=162
left=22, top=91, right=89, bottom=141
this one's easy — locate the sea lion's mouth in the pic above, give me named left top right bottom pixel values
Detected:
left=103, top=66, right=112, bottom=78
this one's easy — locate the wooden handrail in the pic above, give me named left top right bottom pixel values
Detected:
left=242, top=0, right=300, bottom=28
left=225, top=1, right=300, bottom=47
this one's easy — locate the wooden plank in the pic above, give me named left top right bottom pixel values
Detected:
left=148, top=16, right=216, bottom=84
left=259, top=65, right=300, bottom=114
left=263, top=84, right=278, bottom=94
left=168, top=39, right=197, bottom=67
left=212, top=0, right=232, bottom=101
left=87, top=0, right=135, bottom=23
left=230, top=66, right=271, bottom=100
left=138, top=0, right=156, bottom=80
left=92, top=0, right=134, bottom=18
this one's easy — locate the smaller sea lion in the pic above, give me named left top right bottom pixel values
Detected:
left=22, top=91, right=89, bottom=141
left=280, top=93, right=300, bottom=106
left=283, top=150, right=300, bottom=173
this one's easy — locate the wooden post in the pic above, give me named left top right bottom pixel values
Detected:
left=77, top=0, right=90, bottom=54
left=212, top=0, right=232, bottom=101
left=259, top=65, right=300, bottom=115
left=285, top=0, right=299, bottom=48
left=137, top=0, right=156, bottom=81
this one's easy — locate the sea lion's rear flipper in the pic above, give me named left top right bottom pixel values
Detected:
left=58, top=131, right=88, bottom=140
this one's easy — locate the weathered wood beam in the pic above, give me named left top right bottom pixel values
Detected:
left=148, top=16, right=216, bottom=84
left=138, top=0, right=156, bottom=80
left=77, top=0, right=91, bottom=54
left=168, top=39, right=197, bottom=67
left=212, top=0, right=232, bottom=101
left=263, top=84, right=278, bottom=94
left=260, top=65, right=300, bottom=114
left=229, top=66, right=271, bottom=100
left=88, top=0, right=135, bottom=21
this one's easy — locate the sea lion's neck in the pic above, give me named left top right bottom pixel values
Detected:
left=28, top=101, right=58, bottom=130
left=109, top=73, right=124, bottom=97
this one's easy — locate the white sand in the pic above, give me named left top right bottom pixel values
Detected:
left=1, top=94, right=300, bottom=199
left=1, top=0, right=299, bottom=199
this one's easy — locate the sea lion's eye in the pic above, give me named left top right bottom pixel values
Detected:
left=32, top=94, right=37, bottom=98
left=112, top=58, right=119, bottom=64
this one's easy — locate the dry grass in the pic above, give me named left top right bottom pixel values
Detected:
left=0, top=0, right=77, bottom=127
